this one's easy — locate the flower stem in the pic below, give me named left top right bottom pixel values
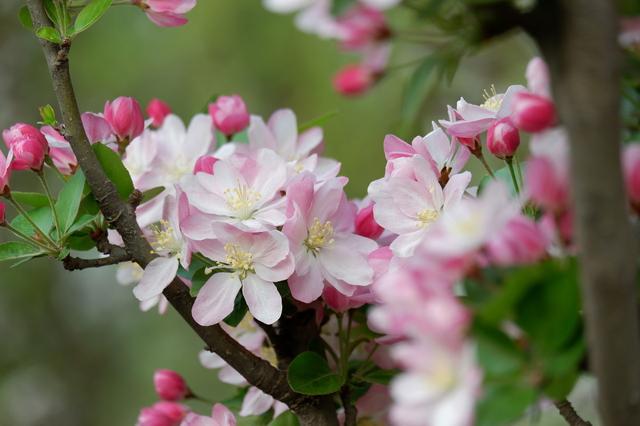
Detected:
left=37, top=171, right=62, bottom=239
left=2, top=222, right=55, bottom=253
left=474, top=148, right=496, bottom=179
left=505, top=157, right=521, bottom=194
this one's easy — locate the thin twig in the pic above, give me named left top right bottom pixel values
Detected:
left=554, top=400, right=592, bottom=426
left=63, top=252, right=132, bottom=271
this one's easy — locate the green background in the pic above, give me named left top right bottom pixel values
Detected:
left=0, top=1, right=597, bottom=425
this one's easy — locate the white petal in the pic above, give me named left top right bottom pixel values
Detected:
left=242, top=275, right=282, bottom=325
left=240, top=387, right=275, bottom=417
left=133, top=257, right=179, bottom=301
left=192, top=273, right=242, bottom=326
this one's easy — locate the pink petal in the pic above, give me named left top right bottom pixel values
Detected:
left=242, top=275, right=282, bottom=325
left=192, top=273, right=242, bottom=326
left=133, top=257, right=179, bottom=301
left=239, top=387, right=275, bottom=417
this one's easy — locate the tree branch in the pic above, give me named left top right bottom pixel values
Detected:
left=554, top=399, right=592, bottom=426
left=24, top=2, right=337, bottom=424
left=63, top=253, right=132, bottom=270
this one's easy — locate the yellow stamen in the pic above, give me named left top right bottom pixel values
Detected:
left=304, top=218, right=334, bottom=254
left=480, top=84, right=503, bottom=112
left=224, top=243, right=254, bottom=279
left=224, top=183, right=261, bottom=219
left=417, top=209, right=439, bottom=228
left=150, top=220, right=182, bottom=256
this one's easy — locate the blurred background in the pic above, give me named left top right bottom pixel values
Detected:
left=0, top=1, right=598, bottom=425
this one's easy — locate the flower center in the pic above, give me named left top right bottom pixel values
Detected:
left=304, top=218, right=334, bottom=254
left=150, top=220, right=182, bottom=256
left=417, top=209, right=439, bottom=228
left=224, top=184, right=261, bottom=220
left=224, top=243, right=254, bottom=280
left=480, top=84, right=503, bottom=112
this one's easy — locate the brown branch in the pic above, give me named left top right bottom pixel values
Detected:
left=554, top=400, right=592, bottom=426
left=340, top=386, right=357, bottom=426
left=24, top=2, right=337, bottom=424
left=521, top=1, right=640, bottom=425
left=63, top=252, right=132, bottom=271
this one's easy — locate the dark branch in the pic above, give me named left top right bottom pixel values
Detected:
left=340, top=386, right=357, bottom=426
left=63, top=252, right=132, bottom=271
left=554, top=400, right=592, bottom=426
left=25, top=2, right=337, bottom=424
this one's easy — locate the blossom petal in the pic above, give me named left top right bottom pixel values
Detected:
left=242, top=275, right=282, bottom=325
left=240, top=387, right=275, bottom=417
left=133, top=257, right=179, bottom=301
left=192, top=273, right=242, bottom=326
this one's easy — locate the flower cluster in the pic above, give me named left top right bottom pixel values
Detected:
left=263, top=0, right=400, bottom=96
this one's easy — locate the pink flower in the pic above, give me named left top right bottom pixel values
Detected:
left=355, top=201, right=384, bottom=239
left=283, top=174, right=377, bottom=303
left=209, top=95, right=250, bottom=137
left=485, top=215, right=547, bottom=266
left=148, top=98, right=172, bottom=127
left=0, top=149, right=12, bottom=195
left=41, top=126, right=78, bottom=175
left=104, top=96, right=145, bottom=141
left=333, top=64, right=374, bottom=96
left=81, top=112, right=115, bottom=144
left=135, top=0, right=197, bottom=27
left=390, top=342, right=481, bottom=426
left=337, top=5, right=390, bottom=51
left=154, top=369, right=189, bottom=401
left=369, top=155, right=471, bottom=257
left=511, top=92, right=556, bottom=133
left=623, top=144, right=640, bottom=209
left=193, top=155, right=218, bottom=175
left=137, top=401, right=187, bottom=426
left=486, top=117, right=520, bottom=159
left=2, top=123, right=48, bottom=171
left=0, top=201, right=5, bottom=224
left=191, top=225, right=294, bottom=325
left=180, top=403, right=236, bottom=426
left=180, top=148, right=287, bottom=232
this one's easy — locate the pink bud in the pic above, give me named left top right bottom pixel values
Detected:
left=0, top=150, right=11, bottom=195
left=486, top=117, right=520, bottom=159
left=153, top=369, right=189, bottom=401
left=41, top=126, right=77, bottom=176
left=208, top=95, right=250, bottom=136
left=623, top=144, right=640, bottom=208
left=139, top=0, right=196, bottom=27
left=147, top=98, right=172, bottom=127
left=152, top=401, right=187, bottom=423
left=2, top=123, right=48, bottom=171
left=0, top=201, right=5, bottom=225
left=104, top=96, right=145, bottom=140
left=511, top=92, right=556, bottom=133
left=333, top=65, right=374, bottom=96
left=136, top=406, right=178, bottom=426
left=193, top=155, right=218, bottom=175
left=355, top=202, right=384, bottom=239
left=81, top=112, right=114, bottom=144
left=338, top=5, right=391, bottom=51
left=486, top=216, right=547, bottom=266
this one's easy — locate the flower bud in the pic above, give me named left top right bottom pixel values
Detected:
left=525, top=156, right=569, bottom=212
left=338, top=5, right=391, bottom=51
left=486, top=216, right=547, bottom=266
left=511, top=92, right=556, bottom=133
left=333, top=65, right=374, bottom=96
left=623, top=144, right=640, bottom=210
left=147, top=98, right=172, bottom=127
left=136, top=406, right=178, bottom=426
left=355, top=202, right=384, bottom=239
left=153, top=369, right=189, bottom=401
left=0, top=150, right=11, bottom=195
left=137, top=0, right=196, bottom=28
left=41, top=126, right=77, bottom=176
left=81, top=112, right=114, bottom=144
left=2, top=123, right=48, bottom=171
left=0, top=201, right=5, bottom=225
left=208, top=95, right=250, bottom=137
left=104, top=96, right=145, bottom=141
left=193, top=155, right=218, bottom=175
left=152, top=401, right=187, bottom=423
left=486, top=117, right=520, bottom=159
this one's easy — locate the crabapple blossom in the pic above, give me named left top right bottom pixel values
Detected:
left=0, top=149, right=12, bottom=195
left=181, top=148, right=287, bottom=232
left=148, top=98, right=172, bottom=127
left=137, top=401, right=187, bottom=426
left=180, top=404, right=236, bottom=426
left=354, top=201, right=384, bottom=239
left=333, top=64, right=375, bottom=96
left=154, top=369, right=189, bottom=401
left=283, top=174, right=377, bottom=302
left=209, top=95, right=250, bottom=137
left=337, top=5, right=390, bottom=51
left=390, top=342, right=481, bottom=426
left=191, top=225, right=294, bottom=325
left=248, top=109, right=339, bottom=181
left=484, top=215, right=548, bottom=266
left=134, top=0, right=197, bottom=27
left=193, top=155, right=218, bottom=175
left=81, top=112, right=115, bottom=144
left=40, top=126, right=77, bottom=175
left=369, top=155, right=471, bottom=257
left=103, top=96, right=145, bottom=141
left=117, top=262, right=170, bottom=314
left=511, top=92, right=556, bottom=133
left=623, top=144, right=640, bottom=210
left=2, top=123, right=48, bottom=171
left=486, top=117, right=520, bottom=159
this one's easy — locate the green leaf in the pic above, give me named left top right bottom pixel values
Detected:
left=331, top=0, right=356, bottom=16
left=36, top=26, right=62, bottom=44
left=141, top=186, right=166, bottom=204
left=476, top=382, right=537, bottom=426
left=0, top=242, right=45, bottom=262
left=224, top=292, right=249, bottom=327
left=67, top=234, right=97, bottom=251
left=189, top=267, right=210, bottom=297
left=478, top=164, right=521, bottom=196
left=287, top=351, right=344, bottom=395
left=473, top=322, right=525, bottom=378
left=67, top=214, right=98, bottom=234
left=11, top=206, right=53, bottom=237
left=10, top=192, right=49, bottom=209
left=269, top=411, right=300, bottom=426
left=298, top=110, right=339, bottom=132
left=39, top=104, right=57, bottom=126
left=55, top=171, right=86, bottom=234
left=18, top=6, right=33, bottom=30
left=92, top=143, right=134, bottom=199
left=357, top=367, right=399, bottom=385
left=72, top=0, right=112, bottom=35
left=401, top=55, right=440, bottom=125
